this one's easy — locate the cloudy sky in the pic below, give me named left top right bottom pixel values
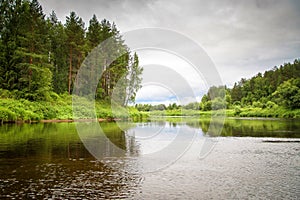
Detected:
left=40, top=0, right=300, bottom=104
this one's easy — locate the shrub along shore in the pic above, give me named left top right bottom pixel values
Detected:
left=1, top=93, right=299, bottom=124
left=146, top=107, right=300, bottom=118
left=0, top=93, right=146, bottom=123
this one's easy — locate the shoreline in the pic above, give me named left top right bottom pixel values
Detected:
left=40, top=118, right=114, bottom=123
left=1, top=115, right=300, bottom=125
left=1, top=118, right=123, bottom=124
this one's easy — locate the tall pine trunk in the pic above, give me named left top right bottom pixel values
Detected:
left=68, top=47, right=72, bottom=94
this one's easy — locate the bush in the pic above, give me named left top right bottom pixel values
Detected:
left=211, top=97, right=226, bottom=110
left=266, top=101, right=278, bottom=109
left=252, top=101, right=263, bottom=108
left=233, top=106, right=242, bottom=116
left=202, top=101, right=212, bottom=111
left=0, top=107, right=17, bottom=121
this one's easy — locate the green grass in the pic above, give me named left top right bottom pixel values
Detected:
left=142, top=107, right=300, bottom=119
left=0, top=94, right=147, bottom=122
left=235, top=107, right=300, bottom=118
left=1, top=94, right=299, bottom=123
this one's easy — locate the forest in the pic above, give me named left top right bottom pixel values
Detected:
left=0, top=0, right=143, bottom=121
left=136, top=59, right=300, bottom=118
left=0, top=0, right=300, bottom=122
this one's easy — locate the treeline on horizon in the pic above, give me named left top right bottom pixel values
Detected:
left=136, top=59, right=300, bottom=117
left=0, top=0, right=142, bottom=104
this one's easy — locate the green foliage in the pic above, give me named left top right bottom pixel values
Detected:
left=152, top=104, right=167, bottom=111
left=48, top=11, right=68, bottom=93
left=0, top=94, right=148, bottom=122
left=211, top=97, right=226, bottom=110
left=234, top=106, right=300, bottom=118
left=230, top=59, right=300, bottom=108
left=265, top=101, right=278, bottom=109
left=0, top=1, right=299, bottom=120
left=0, top=0, right=53, bottom=100
left=167, top=103, right=181, bottom=110
left=0, top=107, right=17, bottom=121
left=0, top=0, right=143, bottom=104
left=124, top=59, right=300, bottom=119
left=200, top=100, right=212, bottom=111
left=273, top=78, right=300, bottom=109
left=199, top=86, right=228, bottom=111
left=252, top=101, right=264, bottom=108
left=21, top=64, right=52, bottom=101
left=65, top=11, right=86, bottom=94
left=135, top=104, right=153, bottom=112
left=0, top=89, right=16, bottom=98
left=135, top=103, right=182, bottom=112
left=183, top=102, right=200, bottom=110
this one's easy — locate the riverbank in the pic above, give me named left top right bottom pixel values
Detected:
left=40, top=118, right=116, bottom=123
left=1, top=95, right=300, bottom=123
left=146, top=107, right=300, bottom=118
left=0, top=94, right=145, bottom=123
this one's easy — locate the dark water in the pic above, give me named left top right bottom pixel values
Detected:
left=0, top=119, right=299, bottom=199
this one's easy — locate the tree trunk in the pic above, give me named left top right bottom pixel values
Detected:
left=68, top=47, right=72, bottom=94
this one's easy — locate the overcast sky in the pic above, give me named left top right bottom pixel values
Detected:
left=40, top=0, right=300, bottom=104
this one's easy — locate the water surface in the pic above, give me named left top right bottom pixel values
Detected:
left=0, top=119, right=299, bottom=199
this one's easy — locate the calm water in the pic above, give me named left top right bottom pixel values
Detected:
left=0, top=118, right=299, bottom=199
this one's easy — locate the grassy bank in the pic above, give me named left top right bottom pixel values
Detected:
left=1, top=95, right=299, bottom=123
left=232, top=106, right=300, bottom=118
left=145, top=107, right=300, bottom=119
left=0, top=94, right=146, bottom=123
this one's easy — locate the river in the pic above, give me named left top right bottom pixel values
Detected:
left=0, top=118, right=299, bottom=199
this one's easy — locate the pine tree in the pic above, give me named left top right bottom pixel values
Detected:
left=48, top=11, right=68, bottom=93
left=86, top=14, right=101, bottom=50
left=65, top=11, right=85, bottom=94
left=15, top=0, right=52, bottom=100
left=0, top=0, right=52, bottom=100
left=0, top=0, right=21, bottom=91
left=125, top=53, right=143, bottom=105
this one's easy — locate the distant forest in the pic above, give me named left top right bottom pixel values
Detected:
left=229, top=60, right=300, bottom=108
left=0, top=0, right=142, bottom=104
left=136, top=59, right=300, bottom=111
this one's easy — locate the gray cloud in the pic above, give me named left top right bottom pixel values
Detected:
left=40, top=0, right=300, bottom=86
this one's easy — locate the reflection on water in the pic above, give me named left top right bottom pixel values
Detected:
left=0, top=123, right=142, bottom=199
left=0, top=119, right=299, bottom=199
left=185, top=117, right=300, bottom=138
